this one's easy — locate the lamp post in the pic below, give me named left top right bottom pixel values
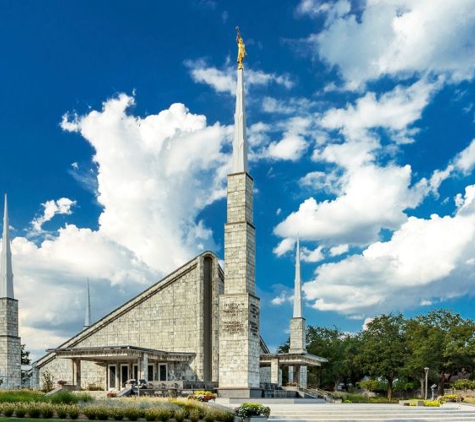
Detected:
left=424, top=367, right=429, bottom=400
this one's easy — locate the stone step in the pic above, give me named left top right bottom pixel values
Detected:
left=264, top=403, right=475, bottom=421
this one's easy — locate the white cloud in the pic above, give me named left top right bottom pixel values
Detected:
left=301, top=245, right=324, bottom=263
left=259, top=117, right=312, bottom=162
left=303, top=0, right=475, bottom=89
left=275, top=163, right=426, bottom=246
left=273, top=238, right=296, bottom=257
left=271, top=290, right=292, bottom=306
left=303, top=208, right=475, bottom=315
left=61, top=95, right=229, bottom=273
left=454, top=139, right=475, bottom=174
left=185, top=60, right=293, bottom=95
left=9, top=93, right=231, bottom=359
left=30, top=198, right=76, bottom=234
left=329, top=244, right=349, bottom=257
left=319, top=79, right=440, bottom=142
left=262, top=96, right=316, bottom=115
left=265, top=133, right=307, bottom=161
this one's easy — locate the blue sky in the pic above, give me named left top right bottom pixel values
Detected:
left=2, top=0, right=475, bottom=359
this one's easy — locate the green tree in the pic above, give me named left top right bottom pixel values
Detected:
left=21, top=344, right=31, bottom=365
left=306, top=326, right=346, bottom=390
left=21, top=344, right=31, bottom=385
left=357, top=314, right=408, bottom=400
left=406, top=309, right=475, bottom=396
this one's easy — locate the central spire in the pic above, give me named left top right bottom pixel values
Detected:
left=1, top=194, right=14, bottom=299
left=232, top=27, right=249, bottom=174
left=293, top=237, right=302, bottom=318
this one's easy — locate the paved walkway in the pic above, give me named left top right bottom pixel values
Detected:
left=265, top=403, right=475, bottom=421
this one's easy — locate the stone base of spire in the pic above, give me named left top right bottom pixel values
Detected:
left=0, top=298, right=21, bottom=388
left=289, top=317, right=306, bottom=354
left=218, top=293, right=260, bottom=393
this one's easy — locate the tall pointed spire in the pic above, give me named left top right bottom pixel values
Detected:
left=84, top=278, right=91, bottom=329
left=293, top=237, right=302, bottom=318
left=232, top=27, right=249, bottom=174
left=1, top=194, right=14, bottom=299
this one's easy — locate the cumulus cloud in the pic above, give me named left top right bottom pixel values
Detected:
left=8, top=93, right=231, bottom=359
left=275, top=163, right=427, bottom=245
left=30, top=198, right=76, bottom=234
left=303, top=209, right=475, bottom=315
left=61, top=94, right=229, bottom=273
left=301, top=0, right=475, bottom=89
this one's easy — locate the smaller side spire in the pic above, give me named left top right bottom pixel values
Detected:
left=84, top=278, right=91, bottom=329
left=1, top=194, right=14, bottom=299
left=293, top=237, right=302, bottom=318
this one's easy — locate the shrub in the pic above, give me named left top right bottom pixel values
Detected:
left=56, top=404, right=69, bottom=419
left=234, top=403, right=271, bottom=418
left=112, top=407, right=125, bottom=421
left=48, top=390, right=78, bottom=405
left=157, top=408, right=171, bottom=422
left=359, top=379, right=380, bottom=392
left=67, top=404, right=80, bottom=420
left=15, top=403, right=27, bottom=418
left=452, top=379, right=475, bottom=391
left=42, top=370, right=55, bottom=393
left=189, top=408, right=200, bottom=422
left=0, top=390, right=45, bottom=403
left=96, top=405, right=110, bottom=420
left=76, top=392, right=95, bottom=403
left=203, top=411, right=214, bottom=422
left=26, top=402, right=42, bottom=418
left=84, top=406, right=98, bottom=420
left=144, top=408, right=159, bottom=421
left=173, top=408, right=186, bottom=422
left=123, top=406, right=141, bottom=421
left=217, top=410, right=234, bottom=422
left=41, top=403, right=55, bottom=418
left=3, top=403, right=15, bottom=417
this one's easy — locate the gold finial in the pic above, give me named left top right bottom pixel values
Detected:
left=236, top=26, right=247, bottom=70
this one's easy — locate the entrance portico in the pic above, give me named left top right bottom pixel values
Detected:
left=47, top=345, right=195, bottom=389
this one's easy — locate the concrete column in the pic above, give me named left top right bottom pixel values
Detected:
left=270, top=359, right=279, bottom=385
left=294, top=365, right=300, bottom=386
left=288, top=366, right=294, bottom=383
left=73, top=359, right=81, bottom=387
left=300, top=366, right=308, bottom=388
left=142, top=354, right=148, bottom=381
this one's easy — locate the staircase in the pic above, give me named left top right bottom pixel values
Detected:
left=267, top=403, right=475, bottom=421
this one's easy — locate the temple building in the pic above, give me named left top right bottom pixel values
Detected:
left=0, top=31, right=326, bottom=396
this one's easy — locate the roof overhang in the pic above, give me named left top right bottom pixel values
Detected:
left=260, top=352, right=327, bottom=367
left=46, top=345, right=195, bottom=363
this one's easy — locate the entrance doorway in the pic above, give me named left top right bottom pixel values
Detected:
left=120, top=364, right=129, bottom=388
left=159, top=364, right=167, bottom=381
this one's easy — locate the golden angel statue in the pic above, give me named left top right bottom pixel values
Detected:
left=236, top=27, right=247, bottom=70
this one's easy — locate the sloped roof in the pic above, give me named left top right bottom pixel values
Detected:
left=35, top=251, right=221, bottom=368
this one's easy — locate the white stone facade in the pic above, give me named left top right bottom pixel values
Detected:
left=34, top=253, right=223, bottom=390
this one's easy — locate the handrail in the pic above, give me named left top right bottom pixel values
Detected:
left=297, top=384, right=335, bottom=403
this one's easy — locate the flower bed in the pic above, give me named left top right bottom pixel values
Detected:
left=234, top=403, right=271, bottom=420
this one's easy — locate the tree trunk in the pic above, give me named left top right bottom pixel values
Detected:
left=387, top=378, right=393, bottom=400
left=419, top=377, right=424, bottom=399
